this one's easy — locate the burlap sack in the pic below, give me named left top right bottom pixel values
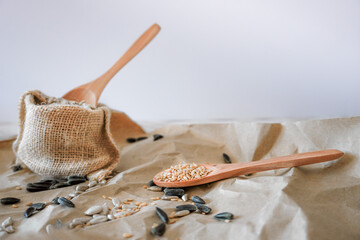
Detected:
left=12, top=90, right=120, bottom=181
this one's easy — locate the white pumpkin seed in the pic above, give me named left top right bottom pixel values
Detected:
left=112, top=198, right=121, bottom=208
left=72, top=217, right=92, bottom=224
left=161, top=195, right=179, bottom=200
left=92, top=214, right=105, bottom=219
left=76, top=185, right=88, bottom=192
left=107, top=214, right=114, bottom=220
left=1, top=217, right=12, bottom=228
left=181, top=194, right=188, bottom=201
left=89, top=216, right=107, bottom=225
left=148, top=186, right=162, bottom=192
left=174, top=210, right=190, bottom=217
left=4, top=225, right=15, bottom=233
left=101, top=203, right=109, bottom=215
left=84, top=205, right=103, bottom=215
left=68, top=193, right=77, bottom=198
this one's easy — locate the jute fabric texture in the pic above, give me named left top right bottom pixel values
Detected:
left=12, top=90, right=120, bottom=180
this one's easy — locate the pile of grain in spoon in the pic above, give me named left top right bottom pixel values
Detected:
left=155, top=163, right=212, bottom=182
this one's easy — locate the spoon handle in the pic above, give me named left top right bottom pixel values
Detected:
left=221, top=149, right=344, bottom=177
left=92, top=23, right=161, bottom=102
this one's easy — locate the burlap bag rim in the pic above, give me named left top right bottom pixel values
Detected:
left=13, top=90, right=120, bottom=181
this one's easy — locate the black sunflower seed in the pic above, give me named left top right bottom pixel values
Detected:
left=67, top=178, right=86, bottom=185
left=164, top=188, right=184, bottom=197
left=40, top=179, right=58, bottom=184
left=58, top=197, right=75, bottom=208
left=136, top=136, right=148, bottom=141
left=24, top=207, right=36, bottom=218
left=51, top=197, right=60, bottom=205
left=195, top=203, right=212, bottom=214
left=155, top=207, right=169, bottom=223
left=28, top=182, right=53, bottom=188
left=26, top=185, right=49, bottom=192
left=126, top=137, right=137, bottom=143
left=31, top=203, right=46, bottom=210
left=1, top=197, right=20, bottom=205
left=150, top=222, right=166, bottom=236
left=55, top=177, right=68, bottom=182
left=175, top=204, right=197, bottom=212
left=214, top=212, right=234, bottom=221
left=191, top=195, right=205, bottom=204
left=222, top=153, right=231, bottom=163
left=68, top=175, right=86, bottom=180
left=153, top=134, right=163, bottom=141
left=148, top=180, right=156, bottom=187
left=12, top=164, right=23, bottom=172
left=50, top=182, right=71, bottom=189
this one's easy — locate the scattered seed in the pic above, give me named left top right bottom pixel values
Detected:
left=12, top=164, right=23, bottom=172
left=148, top=180, right=156, bottom=187
left=31, top=203, right=46, bottom=210
left=168, top=219, right=177, bottom=224
left=195, top=203, right=212, bottom=214
left=4, top=225, right=15, bottom=233
left=123, top=233, right=133, bottom=238
left=24, top=207, right=36, bottom=218
left=222, top=153, right=231, bottom=163
left=12, top=204, right=18, bottom=208
left=148, top=186, right=162, bottom=192
left=67, top=178, right=86, bottom=185
left=164, top=188, right=185, bottom=197
left=1, top=197, right=20, bottom=205
left=51, top=197, right=60, bottom=205
left=76, top=185, right=89, bottom=192
left=15, top=186, right=22, bottom=190
left=26, top=184, right=50, bottom=192
left=214, top=212, right=234, bottom=221
left=155, top=207, right=169, bottom=223
left=175, top=204, right=197, bottom=212
left=150, top=222, right=166, bottom=236
left=136, top=136, right=148, bottom=141
left=89, top=216, right=107, bottom=225
left=1, top=217, right=13, bottom=228
left=153, top=134, right=163, bottom=141
left=143, top=185, right=149, bottom=189
left=127, top=198, right=134, bottom=202
left=181, top=194, right=188, bottom=202
left=126, top=138, right=137, bottom=143
left=161, top=195, right=179, bottom=201
left=85, top=205, right=103, bottom=215
left=151, top=202, right=157, bottom=206
left=26, top=202, right=33, bottom=206
left=191, top=196, right=205, bottom=204
left=174, top=210, right=190, bottom=217
left=102, top=195, right=107, bottom=199
left=58, top=197, right=75, bottom=208
left=151, top=197, right=161, bottom=201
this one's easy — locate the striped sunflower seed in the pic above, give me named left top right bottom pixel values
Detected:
left=191, top=195, right=205, bottom=204
left=164, top=188, right=184, bottom=196
left=24, top=207, right=36, bottom=218
left=51, top=197, right=60, bottom=205
left=31, top=203, right=46, bottom=210
left=222, top=153, right=231, bottom=163
left=58, top=197, right=75, bottom=208
left=153, top=134, right=163, bottom=141
left=175, top=204, right=197, bottom=212
left=155, top=207, right=169, bottom=223
left=1, top=197, right=20, bottom=205
left=150, top=222, right=166, bottom=236
left=195, top=203, right=211, bottom=214
left=214, top=212, right=234, bottom=221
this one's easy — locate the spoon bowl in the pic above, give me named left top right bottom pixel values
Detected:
left=153, top=149, right=344, bottom=188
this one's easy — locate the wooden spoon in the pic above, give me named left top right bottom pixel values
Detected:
left=62, top=23, right=161, bottom=105
left=153, top=149, right=344, bottom=188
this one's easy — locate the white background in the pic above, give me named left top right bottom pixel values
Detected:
left=1, top=0, right=359, bottom=123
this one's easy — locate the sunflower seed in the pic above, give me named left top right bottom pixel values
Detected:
left=136, top=136, right=148, bottom=141
left=28, top=182, right=53, bottom=188
left=195, top=203, right=212, bottom=214
left=126, top=138, right=137, bottom=143
left=164, top=188, right=184, bottom=196
left=67, top=179, right=86, bottom=185
left=112, top=198, right=121, bottom=208
left=24, top=207, right=36, bottom=218
left=148, top=180, right=156, bottom=187
left=148, top=186, right=162, bottom=192
left=161, top=195, right=179, bottom=200
left=76, top=185, right=89, bottom=192
left=1, top=197, right=20, bottom=205
left=68, top=175, right=86, bottom=180
left=89, top=216, right=107, bottom=225
left=12, top=164, right=23, bottom=172
left=174, top=210, right=190, bottom=217
left=222, top=153, right=231, bottom=163
left=150, top=222, right=166, bottom=236
left=155, top=207, right=169, bottom=223
left=51, top=197, right=60, bottom=205
left=31, top=203, right=46, bottom=210
left=181, top=194, right=188, bottom=201
left=191, top=195, right=205, bottom=204
left=58, top=197, right=75, bottom=208
left=214, top=212, right=234, bottom=221
left=85, top=205, right=103, bottom=215
left=40, top=179, right=58, bottom=184
left=1, top=217, right=13, bottom=228
left=175, top=204, right=197, bottom=212
left=4, top=225, right=15, bottom=233
left=50, top=182, right=70, bottom=189
left=153, top=134, right=163, bottom=141
left=88, top=180, right=97, bottom=188
left=26, top=184, right=49, bottom=192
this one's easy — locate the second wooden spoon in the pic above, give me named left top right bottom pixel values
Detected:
left=153, top=149, right=344, bottom=188
left=62, top=23, right=161, bottom=106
